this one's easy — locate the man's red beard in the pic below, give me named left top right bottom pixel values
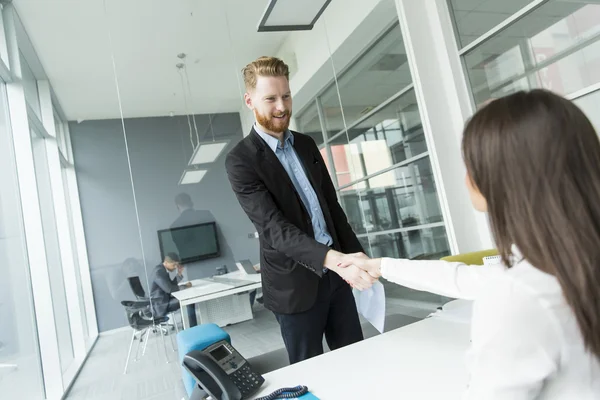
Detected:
left=255, top=110, right=292, bottom=133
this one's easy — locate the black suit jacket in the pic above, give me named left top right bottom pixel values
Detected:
left=149, top=264, right=182, bottom=317
left=225, top=128, right=363, bottom=314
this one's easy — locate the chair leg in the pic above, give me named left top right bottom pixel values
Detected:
left=134, top=328, right=146, bottom=361
left=174, top=310, right=180, bottom=333
left=141, top=328, right=151, bottom=357
left=123, top=329, right=136, bottom=375
left=159, top=323, right=170, bottom=363
left=168, top=323, right=177, bottom=352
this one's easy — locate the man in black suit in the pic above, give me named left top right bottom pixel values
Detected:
left=149, top=253, right=197, bottom=327
left=225, top=56, right=376, bottom=364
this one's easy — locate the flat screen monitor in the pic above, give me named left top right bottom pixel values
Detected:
left=157, top=222, right=220, bottom=264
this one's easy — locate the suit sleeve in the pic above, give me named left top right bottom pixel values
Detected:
left=314, top=146, right=364, bottom=254
left=154, top=269, right=180, bottom=294
left=226, top=150, right=330, bottom=276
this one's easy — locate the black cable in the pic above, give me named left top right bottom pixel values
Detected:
left=254, top=385, right=309, bottom=400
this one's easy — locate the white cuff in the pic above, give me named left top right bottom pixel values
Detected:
left=380, top=257, right=396, bottom=279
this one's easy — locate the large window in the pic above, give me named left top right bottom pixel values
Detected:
left=318, top=24, right=413, bottom=138
left=297, top=23, right=451, bottom=263
left=0, top=4, right=97, bottom=397
left=452, top=0, right=600, bottom=109
left=29, top=125, right=75, bottom=375
left=0, top=83, right=45, bottom=399
left=450, top=0, right=535, bottom=48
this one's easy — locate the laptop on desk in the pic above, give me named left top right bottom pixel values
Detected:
left=235, top=259, right=257, bottom=275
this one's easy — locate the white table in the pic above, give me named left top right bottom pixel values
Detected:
left=172, top=271, right=261, bottom=328
left=249, top=317, right=471, bottom=399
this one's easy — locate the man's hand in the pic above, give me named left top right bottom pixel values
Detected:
left=185, top=282, right=192, bottom=288
left=323, top=249, right=344, bottom=269
left=339, top=252, right=382, bottom=279
left=329, top=264, right=376, bottom=291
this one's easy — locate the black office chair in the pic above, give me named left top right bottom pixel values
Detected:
left=127, top=276, right=180, bottom=344
left=128, top=276, right=148, bottom=300
left=121, top=300, right=170, bottom=374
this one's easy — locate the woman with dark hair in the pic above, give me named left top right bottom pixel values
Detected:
left=341, top=90, right=600, bottom=398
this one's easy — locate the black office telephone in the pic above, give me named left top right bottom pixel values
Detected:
left=183, top=340, right=265, bottom=400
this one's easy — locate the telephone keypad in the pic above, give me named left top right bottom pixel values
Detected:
left=230, top=364, right=265, bottom=396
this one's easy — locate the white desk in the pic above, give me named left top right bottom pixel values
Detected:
left=249, top=317, right=471, bottom=399
left=172, top=271, right=261, bottom=328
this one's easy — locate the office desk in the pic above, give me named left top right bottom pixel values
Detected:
left=172, top=271, right=261, bottom=329
left=249, top=317, right=471, bottom=399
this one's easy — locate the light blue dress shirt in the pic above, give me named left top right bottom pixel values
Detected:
left=255, top=125, right=333, bottom=247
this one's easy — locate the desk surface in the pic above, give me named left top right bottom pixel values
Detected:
left=249, top=317, right=471, bottom=399
left=172, top=271, right=261, bottom=303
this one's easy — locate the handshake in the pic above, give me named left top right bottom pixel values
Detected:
left=324, top=249, right=382, bottom=291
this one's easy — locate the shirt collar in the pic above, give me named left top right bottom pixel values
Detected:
left=254, top=123, right=293, bottom=152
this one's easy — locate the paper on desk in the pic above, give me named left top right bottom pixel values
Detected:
left=354, top=280, right=386, bottom=333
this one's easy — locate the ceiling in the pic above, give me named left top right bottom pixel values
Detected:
left=13, top=0, right=289, bottom=121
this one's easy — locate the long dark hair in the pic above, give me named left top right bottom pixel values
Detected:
left=462, top=89, right=600, bottom=359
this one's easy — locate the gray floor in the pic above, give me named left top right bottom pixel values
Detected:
left=66, top=289, right=441, bottom=400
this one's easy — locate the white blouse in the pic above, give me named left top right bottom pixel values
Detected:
left=380, top=255, right=600, bottom=399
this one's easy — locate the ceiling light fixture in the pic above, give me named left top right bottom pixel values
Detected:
left=189, top=141, right=229, bottom=165
left=257, top=0, right=332, bottom=32
left=179, top=169, right=207, bottom=185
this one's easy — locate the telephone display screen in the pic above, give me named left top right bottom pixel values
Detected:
left=209, top=345, right=230, bottom=361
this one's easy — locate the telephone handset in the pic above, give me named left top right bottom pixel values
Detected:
left=183, top=340, right=265, bottom=400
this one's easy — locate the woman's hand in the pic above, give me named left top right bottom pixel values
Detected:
left=338, top=252, right=382, bottom=279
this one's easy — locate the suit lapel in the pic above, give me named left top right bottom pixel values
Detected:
left=249, top=129, right=295, bottom=193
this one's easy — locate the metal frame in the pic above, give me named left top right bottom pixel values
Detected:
left=355, top=222, right=446, bottom=239
left=337, top=152, right=429, bottom=191
left=457, top=0, right=550, bottom=56
left=455, top=0, right=600, bottom=104
left=315, top=97, right=340, bottom=190
left=565, top=82, right=600, bottom=101
left=294, top=20, right=400, bottom=119
left=326, top=83, right=415, bottom=145
left=299, top=11, right=457, bottom=253
left=257, top=0, right=332, bottom=32
left=474, top=29, right=600, bottom=99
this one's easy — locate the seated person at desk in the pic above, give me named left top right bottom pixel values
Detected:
left=150, top=253, right=198, bottom=328
left=338, top=90, right=600, bottom=399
